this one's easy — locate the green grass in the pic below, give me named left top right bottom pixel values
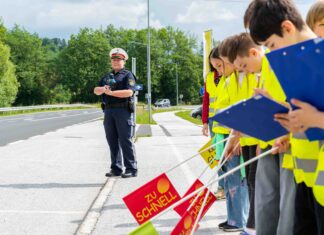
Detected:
left=0, top=106, right=96, bottom=117
left=135, top=106, right=184, bottom=124
left=136, top=107, right=157, bottom=124
left=175, top=110, right=202, bottom=125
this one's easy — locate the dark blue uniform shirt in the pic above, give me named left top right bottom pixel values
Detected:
left=98, top=68, right=136, bottom=104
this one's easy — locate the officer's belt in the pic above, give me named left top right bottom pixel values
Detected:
left=106, top=101, right=128, bottom=108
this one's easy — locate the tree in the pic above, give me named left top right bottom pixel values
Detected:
left=0, top=42, right=19, bottom=107
left=57, top=28, right=111, bottom=103
left=5, top=25, right=50, bottom=105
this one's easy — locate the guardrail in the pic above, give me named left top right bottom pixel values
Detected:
left=0, top=104, right=95, bottom=113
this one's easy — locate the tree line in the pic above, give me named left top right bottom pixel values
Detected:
left=0, top=22, right=204, bottom=107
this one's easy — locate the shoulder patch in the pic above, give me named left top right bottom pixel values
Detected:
left=129, top=79, right=135, bottom=86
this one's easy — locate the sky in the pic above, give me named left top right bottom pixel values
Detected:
left=0, top=0, right=315, bottom=42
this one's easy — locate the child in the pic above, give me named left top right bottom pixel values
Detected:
left=246, top=0, right=324, bottom=234
left=202, top=48, right=226, bottom=199
left=306, top=0, right=324, bottom=38
left=225, top=32, right=296, bottom=235
left=211, top=44, right=249, bottom=232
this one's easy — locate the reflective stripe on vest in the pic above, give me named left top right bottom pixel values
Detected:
left=315, top=171, right=324, bottom=186
left=292, top=132, right=307, bottom=140
left=209, top=97, right=215, bottom=103
left=295, top=158, right=318, bottom=173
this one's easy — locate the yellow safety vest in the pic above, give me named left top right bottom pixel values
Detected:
left=212, top=72, right=238, bottom=135
left=236, top=72, right=259, bottom=147
left=259, top=55, right=287, bottom=149
left=259, top=54, right=295, bottom=170
left=291, top=134, right=323, bottom=187
left=313, top=144, right=324, bottom=206
left=206, top=71, right=221, bottom=118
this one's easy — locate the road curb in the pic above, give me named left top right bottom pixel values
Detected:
left=75, top=178, right=117, bottom=235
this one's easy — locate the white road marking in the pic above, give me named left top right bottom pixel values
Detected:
left=0, top=159, right=107, bottom=164
left=30, top=111, right=101, bottom=122
left=0, top=210, right=84, bottom=215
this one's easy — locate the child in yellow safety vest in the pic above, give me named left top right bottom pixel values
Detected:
left=210, top=44, right=249, bottom=233
left=223, top=32, right=296, bottom=235
left=246, top=0, right=324, bottom=234
left=304, top=0, right=324, bottom=210
left=203, top=48, right=225, bottom=199
left=213, top=39, right=249, bottom=232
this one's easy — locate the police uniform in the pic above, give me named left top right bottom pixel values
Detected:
left=99, top=48, right=138, bottom=178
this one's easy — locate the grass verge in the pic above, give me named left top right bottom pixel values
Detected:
left=135, top=106, right=183, bottom=124
left=175, top=110, right=202, bottom=125
left=0, top=106, right=96, bottom=117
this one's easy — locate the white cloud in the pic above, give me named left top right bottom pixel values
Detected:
left=35, top=0, right=147, bottom=29
left=0, top=0, right=163, bottom=38
left=176, top=1, right=237, bottom=24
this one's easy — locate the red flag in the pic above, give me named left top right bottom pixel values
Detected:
left=171, top=179, right=217, bottom=234
left=123, top=173, right=181, bottom=225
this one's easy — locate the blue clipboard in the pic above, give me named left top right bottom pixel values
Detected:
left=299, top=38, right=324, bottom=76
left=266, top=39, right=324, bottom=141
left=209, top=95, right=289, bottom=142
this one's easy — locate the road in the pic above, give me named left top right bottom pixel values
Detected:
left=0, top=110, right=234, bottom=235
left=0, top=108, right=103, bottom=146
left=92, top=112, right=232, bottom=235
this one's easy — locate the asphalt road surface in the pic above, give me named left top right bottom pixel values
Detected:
left=0, top=109, right=103, bottom=146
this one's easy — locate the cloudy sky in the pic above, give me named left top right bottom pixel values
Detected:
left=0, top=0, right=314, bottom=41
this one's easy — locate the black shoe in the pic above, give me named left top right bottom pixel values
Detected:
left=105, top=170, right=122, bottom=177
left=121, top=171, right=138, bottom=178
left=223, top=224, right=243, bottom=232
left=218, top=221, right=228, bottom=229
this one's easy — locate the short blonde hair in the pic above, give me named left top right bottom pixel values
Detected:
left=306, top=1, right=324, bottom=30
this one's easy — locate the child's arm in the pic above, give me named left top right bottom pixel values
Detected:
left=275, top=99, right=324, bottom=133
left=272, top=135, right=290, bottom=154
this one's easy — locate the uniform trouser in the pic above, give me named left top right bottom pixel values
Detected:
left=293, top=182, right=324, bottom=235
left=242, top=145, right=258, bottom=229
left=104, top=108, right=137, bottom=173
left=255, top=147, right=296, bottom=235
left=223, top=156, right=249, bottom=228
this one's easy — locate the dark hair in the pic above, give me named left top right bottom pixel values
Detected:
left=247, top=0, right=305, bottom=44
left=209, top=46, right=221, bottom=60
left=219, top=36, right=237, bottom=59
left=208, top=49, right=216, bottom=72
left=209, top=46, right=225, bottom=75
left=243, top=1, right=256, bottom=29
left=227, top=33, right=260, bottom=63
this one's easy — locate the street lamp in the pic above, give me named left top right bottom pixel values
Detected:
left=147, top=0, right=152, bottom=124
left=176, top=63, right=179, bottom=106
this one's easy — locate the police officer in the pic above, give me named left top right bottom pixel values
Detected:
left=94, top=48, right=137, bottom=178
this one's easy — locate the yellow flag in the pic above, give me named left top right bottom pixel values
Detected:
left=128, top=221, right=159, bottom=235
left=199, top=139, right=217, bottom=169
left=203, top=30, right=213, bottom=81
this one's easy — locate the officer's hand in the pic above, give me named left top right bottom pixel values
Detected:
left=97, top=86, right=106, bottom=93
left=104, top=87, right=112, bottom=96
